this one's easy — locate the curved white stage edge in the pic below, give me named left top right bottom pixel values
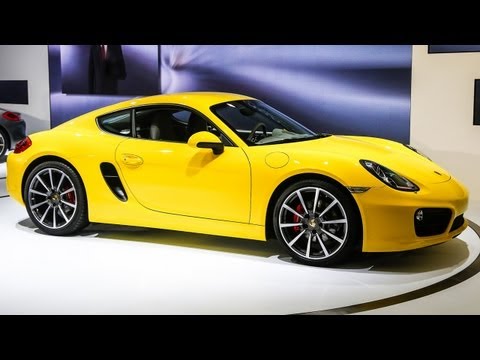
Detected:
left=1, top=161, right=479, bottom=314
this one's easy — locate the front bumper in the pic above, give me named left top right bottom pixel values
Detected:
left=355, top=177, right=469, bottom=252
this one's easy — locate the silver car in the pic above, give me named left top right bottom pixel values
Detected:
left=0, top=108, right=26, bottom=157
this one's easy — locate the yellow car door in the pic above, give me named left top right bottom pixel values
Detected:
left=115, top=107, right=251, bottom=223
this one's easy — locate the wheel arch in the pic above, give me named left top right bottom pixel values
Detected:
left=21, top=156, right=89, bottom=215
left=265, top=173, right=363, bottom=246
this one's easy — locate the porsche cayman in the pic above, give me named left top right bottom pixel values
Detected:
left=6, top=92, right=469, bottom=266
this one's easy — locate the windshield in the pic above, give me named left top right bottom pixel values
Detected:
left=211, top=100, right=323, bottom=146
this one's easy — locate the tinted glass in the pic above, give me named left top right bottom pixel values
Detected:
left=211, top=100, right=318, bottom=145
left=98, top=110, right=131, bottom=136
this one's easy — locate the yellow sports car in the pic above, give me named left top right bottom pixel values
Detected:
left=6, top=92, right=469, bottom=266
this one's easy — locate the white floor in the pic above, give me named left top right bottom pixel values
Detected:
left=1, top=160, right=480, bottom=315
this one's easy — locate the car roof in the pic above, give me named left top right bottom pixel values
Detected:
left=102, top=92, right=255, bottom=113
left=55, top=92, right=257, bottom=131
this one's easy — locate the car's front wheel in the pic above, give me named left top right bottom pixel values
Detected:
left=24, top=161, right=89, bottom=235
left=273, top=179, right=361, bottom=267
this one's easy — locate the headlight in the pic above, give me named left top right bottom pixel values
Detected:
left=403, top=144, right=431, bottom=161
left=360, top=160, right=419, bottom=192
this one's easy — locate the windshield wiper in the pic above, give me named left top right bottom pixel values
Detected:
left=256, top=133, right=330, bottom=146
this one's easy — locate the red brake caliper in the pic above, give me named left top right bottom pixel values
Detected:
left=293, top=204, right=303, bottom=232
left=65, top=187, right=75, bottom=205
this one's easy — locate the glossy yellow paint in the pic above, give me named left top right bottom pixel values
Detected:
left=6, top=92, right=469, bottom=252
left=115, top=137, right=250, bottom=222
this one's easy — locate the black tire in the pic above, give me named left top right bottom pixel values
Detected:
left=24, top=161, right=89, bottom=235
left=0, top=128, right=9, bottom=157
left=272, top=179, right=361, bottom=267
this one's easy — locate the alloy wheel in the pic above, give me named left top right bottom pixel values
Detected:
left=27, top=167, right=78, bottom=230
left=0, top=132, right=5, bottom=156
left=278, top=186, right=349, bottom=260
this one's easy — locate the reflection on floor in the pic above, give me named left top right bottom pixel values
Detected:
left=0, top=160, right=479, bottom=314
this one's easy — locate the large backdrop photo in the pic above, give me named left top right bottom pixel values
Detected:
left=49, top=45, right=412, bottom=143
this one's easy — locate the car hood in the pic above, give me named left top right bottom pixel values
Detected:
left=277, top=135, right=451, bottom=184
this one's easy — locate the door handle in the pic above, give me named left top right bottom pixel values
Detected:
left=121, top=154, right=144, bottom=167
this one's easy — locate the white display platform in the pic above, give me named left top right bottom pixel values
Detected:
left=0, top=190, right=479, bottom=314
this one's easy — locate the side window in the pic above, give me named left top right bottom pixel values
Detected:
left=98, top=110, right=132, bottom=136
left=135, top=107, right=189, bottom=142
left=133, top=107, right=231, bottom=145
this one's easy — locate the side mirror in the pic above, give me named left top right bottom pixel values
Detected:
left=187, top=131, right=224, bottom=155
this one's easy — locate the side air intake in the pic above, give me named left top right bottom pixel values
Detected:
left=100, top=162, right=128, bottom=202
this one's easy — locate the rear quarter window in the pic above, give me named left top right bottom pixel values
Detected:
left=97, top=109, right=131, bottom=136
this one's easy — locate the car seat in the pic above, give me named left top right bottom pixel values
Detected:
left=149, top=112, right=176, bottom=141
left=187, top=113, right=207, bottom=137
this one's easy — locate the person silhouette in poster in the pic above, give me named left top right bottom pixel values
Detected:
left=88, top=45, right=126, bottom=95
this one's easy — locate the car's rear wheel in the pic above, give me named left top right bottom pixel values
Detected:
left=0, top=129, right=8, bottom=157
left=273, top=179, right=361, bottom=267
left=24, top=161, right=89, bottom=235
